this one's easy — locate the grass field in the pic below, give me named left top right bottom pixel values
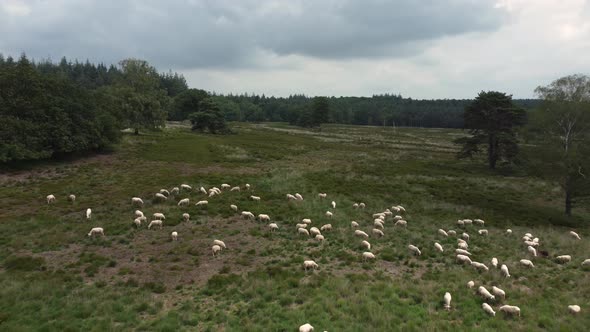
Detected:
left=0, top=122, right=588, bottom=331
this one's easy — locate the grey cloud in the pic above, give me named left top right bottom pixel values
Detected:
left=0, top=0, right=507, bottom=69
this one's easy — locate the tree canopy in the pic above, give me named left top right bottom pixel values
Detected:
left=189, top=98, right=229, bottom=134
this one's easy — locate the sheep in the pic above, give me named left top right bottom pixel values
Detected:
left=87, top=227, right=104, bottom=237
left=47, top=194, right=56, bottom=204
left=153, top=212, right=166, bottom=220
left=570, top=231, right=581, bottom=240
left=302, top=218, right=312, bottom=224
left=208, top=191, right=217, bottom=198
left=582, top=259, right=590, bottom=266
left=457, top=242, right=469, bottom=250
left=499, top=305, right=520, bottom=317
left=393, top=215, right=403, bottom=221
left=298, top=228, right=310, bottom=236
left=355, top=230, right=369, bottom=238
left=178, top=198, right=190, bottom=206
left=200, top=187, right=207, bottom=194
left=318, top=193, right=327, bottom=199
left=212, top=245, right=222, bottom=257
left=287, top=194, right=297, bottom=200
left=532, top=237, right=540, bottom=244
left=361, top=240, right=371, bottom=250
left=524, top=232, right=533, bottom=238
left=478, top=286, right=495, bottom=301
left=195, top=200, right=208, bottom=206
left=182, top=213, right=190, bottom=222
left=443, top=292, right=452, bottom=310
left=245, top=183, right=251, bottom=190
left=457, top=219, right=465, bottom=227
left=154, top=193, right=167, bottom=201
left=467, top=280, right=475, bottom=289
left=296, top=223, right=308, bottom=229
left=325, top=211, right=333, bottom=218
left=372, top=229, right=384, bottom=238
left=471, top=261, right=489, bottom=272
left=171, top=231, right=178, bottom=241
left=527, top=246, right=537, bottom=257
left=359, top=202, right=365, bottom=209
left=160, top=189, right=170, bottom=196
left=568, top=305, right=581, bottom=314
left=524, top=240, right=539, bottom=247
left=303, top=260, right=318, bottom=271
left=133, top=218, right=142, bottom=228
left=396, top=205, right=406, bottom=213
left=268, top=223, right=279, bottom=232
left=478, top=229, right=488, bottom=236
left=86, top=208, right=92, bottom=220
left=394, top=220, right=407, bottom=227
left=506, top=229, right=513, bottom=235
left=241, top=211, right=255, bottom=220
left=374, top=220, right=384, bottom=229
left=295, top=193, right=303, bottom=201
left=492, top=257, right=499, bottom=268
left=221, top=184, right=230, bottom=190
left=331, top=201, right=336, bottom=209
left=351, top=221, right=359, bottom=228
left=434, top=242, right=444, bottom=252
left=226, top=204, right=236, bottom=213
left=482, top=303, right=496, bottom=316
left=372, top=213, right=385, bottom=219
left=520, top=259, right=534, bottom=268
left=456, top=254, right=472, bottom=264
left=463, top=219, right=473, bottom=225
left=230, top=186, right=240, bottom=192
left=258, top=214, right=270, bottom=222
left=134, top=210, right=144, bottom=218
left=250, top=195, right=261, bottom=202
left=555, top=255, right=572, bottom=264
left=213, top=239, right=226, bottom=249
left=408, top=244, right=421, bottom=256
left=320, top=224, right=332, bottom=232
left=315, top=234, right=324, bottom=241
left=299, top=323, right=314, bottom=332
left=474, top=219, right=485, bottom=225
left=501, top=264, right=511, bottom=278
left=148, top=220, right=163, bottom=230
left=180, top=184, right=192, bottom=191
left=310, top=227, right=321, bottom=237
left=438, top=229, right=448, bottom=237
left=352, top=203, right=359, bottom=209
left=523, top=235, right=532, bottom=242
left=362, top=252, right=376, bottom=261
left=492, top=286, right=506, bottom=299
left=68, top=194, right=76, bottom=202
left=171, top=187, right=180, bottom=195
left=462, top=232, right=470, bottom=241
left=447, top=230, right=457, bottom=236
left=455, top=249, right=472, bottom=256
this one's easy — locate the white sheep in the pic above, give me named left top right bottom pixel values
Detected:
left=499, top=305, right=520, bottom=317
left=221, top=183, right=231, bottom=190
left=133, top=218, right=142, bottom=228
left=351, top=221, right=359, bottom=228
left=524, top=232, right=533, bottom=238
left=250, top=195, right=261, bottom=202
left=447, top=230, right=457, bottom=236
left=492, top=286, right=505, bottom=299
left=457, top=242, right=469, bottom=250
left=303, top=260, right=318, bottom=271
left=443, top=292, right=452, bottom=310
left=362, top=252, right=376, bottom=261
left=230, top=186, right=240, bottom=192
left=318, top=193, right=327, bottom=199
left=396, top=205, right=406, bottom=213
left=87, top=227, right=104, bottom=237
left=241, top=211, right=255, bottom=220
left=359, top=202, right=366, bottom=209
left=528, top=245, right=537, bottom=257
left=154, top=193, right=167, bottom=201
left=302, top=218, right=312, bottom=224
left=153, top=213, right=166, bottom=220
left=298, top=228, right=310, bottom=236
left=457, top=219, right=464, bottom=227
left=310, top=227, right=321, bottom=237
left=467, top=280, right=475, bottom=289
left=478, top=286, right=495, bottom=301
left=208, top=191, right=217, bottom=198
left=213, top=239, right=226, bottom=249
left=171, top=187, right=180, bottom=195
left=135, top=210, right=144, bottom=218
left=286, top=194, right=296, bottom=200
left=325, top=211, right=333, bottom=218
left=299, top=323, right=314, bottom=332
left=394, top=220, right=407, bottom=227
left=372, top=229, right=384, bottom=238
left=258, top=214, right=270, bottom=222
left=195, top=200, right=208, bottom=206
left=463, top=219, right=473, bottom=225
left=200, top=187, right=207, bottom=194
left=434, top=242, right=444, bottom=252
left=492, top=257, right=498, bottom=268
left=374, top=220, right=384, bottom=229
left=393, top=215, right=403, bottom=221
left=524, top=240, right=539, bottom=247
left=355, top=230, right=369, bottom=238
left=171, top=231, right=178, bottom=241
left=474, top=219, right=485, bottom=225
left=482, top=303, right=496, bottom=316
left=182, top=213, right=190, bottom=222
left=438, top=229, right=448, bottom=237
left=532, top=237, right=540, bottom=244
left=295, top=193, right=303, bottom=201
left=352, top=203, right=359, bottom=209
left=320, top=224, right=332, bottom=232
left=555, top=255, right=572, bottom=264
left=47, top=194, right=56, bottom=204
left=520, top=259, right=534, bottom=268
left=178, top=198, right=190, bottom=206
left=478, top=229, right=488, bottom=236
left=462, top=232, right=470, bottom=241
left=230, top=204, right=238, bottom=212
left=408, top=244, right=421, bottom=256
left=372, top=213, right=385, bottom=219
left=296, top=223, right=308, bottom=229
left=455, top=249, right=471, bottom=256
left=456, top=254, right=472, bottom=264
left=568, top=305, right=581, bottom=314
left=361, top=240, right=371, bottom=250
left=68, top=194, right=76, bottom=202
left=582, top=259, right=590, bottom=266
left=245, top=183, right=251, bottom=190
left=501, top=264, right=510, bottom=278
left=471, top=261, right=489, bottom=272
left=315, top=234, right=325, bottom=242
left=148, top=220, right=163, bottom=229
left=331, top=201, right=336, bottom=209
left=212, top=245, right=222, bottom=256
left=180, top=184, right=192, bottom=191
left=160, top=189, right=170, bottom=196
left=506, top=229, right=512, bottom=235
left=269, top=223, right=279, bottom=232
left=86, top=208, right=92, bottom=220
left=570, top=231, right=581, bottom=240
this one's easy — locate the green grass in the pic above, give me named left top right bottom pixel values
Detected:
left=0, top=122, right=588, bottom=331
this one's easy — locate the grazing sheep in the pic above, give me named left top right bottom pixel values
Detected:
left=463, top=219, right=473, bottom=225
left=351, top=221, right=359, bottom=228
left=208, top=191, right=217, bottom=198
left=230, top=186, right=240, bottom=192
left=501, top=264, right=511, bottom=278
left=524, top=232, right=533, bottom=238
left=213, top=240, right=226, bottom=249
left=456, top=254, right=472, bottom=264
left=295, top=193, right=303, bottom=201
left=359, top=202, right=365, bottom=209
left=434, top=242, right=444, bottom=252
left=68, top=194, right=76, bottom=202
left=250, top=195, right=261, bottom=202
left=245, top=183, right=251, bottom=190
left=268, top=223, right=279, bottom=232
left=455, top=249, right=471, bottom=256
left=462, top=233, right=470, bottom=241
left=153, top=212, right=166, bottom=220
left=303, top=260, right=319, bottom=271
left=408, top=245, right=421, bottom=256
left=372, top=213, right=385, bottom=219
left=331, top=201, right=336, bottom=209
left=310, top=227, right=321, bottom=237
left=200, top=187, right=207, bottom=194
left=160, top=189, right=170, bottom=196
left=499, top=305, right=520, bottom=317
left=527, top=246, right=537, bottom=257
left=86, top=208, right=92, bottom=220
left=148, top=220, right=163, bottom=229
left=372, top=229, right=384, bottom=238
left=229, top=204, right=238, bottom=212
left=195, top=200, right=208, bottom=206
left=298, top=228, right=310, bottom=236
left=506, top=229, right=513, bottom=235
left=395, top=220, right=407, bottom=227
left=362, top=252, right=376, bottom=261
left=443, top=292, right=452, bottom=310
left=182, top=213, right=190, bottom=222
left=482, top=303, right=496, bottom=316
left=374, top=220, right=384, bottom=229
left=302, top=218, right=312, bottom=224
left=178, top=198, right=190, bottom=206
left=320, top=224, right=332, bottom=232
left=532, top=237, right=540, bottom=244
left=287, top=194, right=297, bottom=200
left=135, top=210, right=144, bottom=218
left=475, top=219, right=485, bottom=225
left=392, top=215, right=403, bottom=221
left=478, top=286, right=495, bottom=301
left=492, top=286, right=506, bottom=299
left=212, top=245, right=222, bottom=257
left=457, top=219, right=465, bottom=227
left=355, top=230, right=369, bottom=238
left=180, top=184, right=192, bottom=191
left=221, top=184, right=231, bottom=190
left=315, top=234, right=325, bottom=241
left=520, top=259, right=534, bottom=268
left=325, top=211, right=333, bottom=218
left=396, top=205, right=406, bottom=213
left=582, top=259, right=590, bottom=266
left=570, top=231, right=581, bottom=240
left=472, top=261, right=489, bottom=272
left=523, top=235, right=532, bottom=242
left=241, top=211, right=255, bottom=220
left=438, top=229, right=448, bottom=237
left=87, top=227, right=104, bottom=237
left=154, top=193, right=167, bottom=201
left=492, top=257, right=499, bottom=268
left=447, top=230, right=457, bottom=236
left=478, top=229, right=488, bottom=236
left=524, top=240, right=539, bottom=247
left=467, top=280, right=475, bottom=289
left=47, top=194, right=56, bottom=204
left=361, top=240, right=371, bottom=250
left=318, top=193, right=327, bottom=199
left=556, top=255, right=572, bottom=264
left=258, top=214, right=270, bottom=222
left=171, top=231, right=178, bottom=241
left=171, top=187, right=180, bottom=195
left=133, top=218, right=142, bottom=228
left=568, top=305, right=581, bottom=314
left=296, top=223, right=308, bottom=229
left=457, top=242, right=469, bottom=250
left=299, top=323, right=314, bottom=332
left=352, top=203, right=359, bottom=209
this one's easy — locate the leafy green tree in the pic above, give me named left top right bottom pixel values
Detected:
left=311, top=96, right=330, bottom=129
left=240, top=100, right=264, bottom=122
left=168, top=88, right=209, bottom=121
left=189, top=98, right=228, bottom=134
left=212, top=96, right=240, bottom=121
left=455, top=91, right=526, bottom=169
left=527, top=74, right=590, bottom=215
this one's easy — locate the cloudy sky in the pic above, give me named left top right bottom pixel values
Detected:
left=1, top=0, right=589, bottom=98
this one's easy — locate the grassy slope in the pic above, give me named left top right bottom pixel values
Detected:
left=0, top=123, right=588, bottom=331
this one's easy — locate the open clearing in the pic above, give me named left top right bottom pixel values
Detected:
left=0, top=123, right=588, bottom=331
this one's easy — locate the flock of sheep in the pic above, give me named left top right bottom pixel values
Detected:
left=45, top=183, right=587, bottom=331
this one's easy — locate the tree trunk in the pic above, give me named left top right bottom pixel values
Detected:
left=565, top=189, right=572, bottom=216
left=134, top=128, right=139, bottom=135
